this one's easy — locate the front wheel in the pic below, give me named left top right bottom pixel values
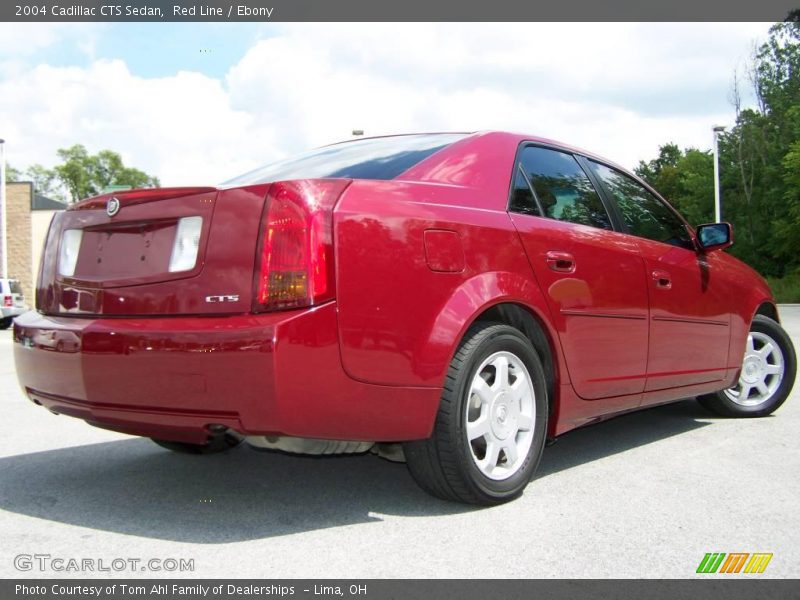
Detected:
left=404, top=323, right=548, bottom=505
left=698, top=315, right=796, bottom=417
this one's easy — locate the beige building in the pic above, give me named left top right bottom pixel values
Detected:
left=3, top=182, right=68, bottom=304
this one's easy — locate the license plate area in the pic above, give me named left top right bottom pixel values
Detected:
left=72, top=220, right=179, bottom=282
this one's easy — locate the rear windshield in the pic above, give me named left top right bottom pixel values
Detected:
left=8, top=280, right=22, bottom=294
left=221, top=133, right=467, bottom=186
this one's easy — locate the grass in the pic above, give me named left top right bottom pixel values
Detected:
left=766, top=273, right=800, bottom=304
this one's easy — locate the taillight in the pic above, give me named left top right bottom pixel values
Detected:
left=253, top=179, right=350, bottom=312
left=3, top=295, right=11, bottom=307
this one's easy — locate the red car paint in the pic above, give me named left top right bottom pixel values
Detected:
left=13, top=131, right=775, bottom=443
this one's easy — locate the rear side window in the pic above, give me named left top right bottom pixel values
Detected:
left=513, top=146, right=612, bottom=230
left=589, top=161, right=694, bottom=250
left=509, top=167, right=541, bottom=216
left=222, top=133, right=468, bottom=186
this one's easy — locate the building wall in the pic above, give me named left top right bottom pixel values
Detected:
left=2, top=182, right=60, bottom=305
left=6, top=182, right=33, bottom=301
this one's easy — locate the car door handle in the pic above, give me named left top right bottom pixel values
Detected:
left=545, top=251, right=576, bottom=273
left=652, top=270, right=672, bottom=289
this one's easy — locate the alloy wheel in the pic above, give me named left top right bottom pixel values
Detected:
left=465, top=351, right=535, bottom=480
left=724, top=331, right=785, bottom=406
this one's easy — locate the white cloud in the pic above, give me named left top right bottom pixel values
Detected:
left=0, top=22, right=773, bottom=188
left=0, top=59, right=273, bottom=185
left=225, top=23, right=769, bottom=168
left=0, top=23, right=102, bottom=80
left=0, top=24, right=71, bottom=56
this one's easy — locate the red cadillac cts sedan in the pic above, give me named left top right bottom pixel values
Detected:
left=13, top=132, right=797, bottom=505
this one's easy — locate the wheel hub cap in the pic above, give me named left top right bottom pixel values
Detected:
left=741, top=357, right=762, bottom=384
left=490, top=393, right=517, bottom=440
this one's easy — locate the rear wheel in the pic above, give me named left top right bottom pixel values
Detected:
left=404, top=323, right=548, bottom=505
left=151, top=433, right=242, bottom=455
left=0, top=318, right=11, bottom=330
left=698, top=315, right=796, bottom=417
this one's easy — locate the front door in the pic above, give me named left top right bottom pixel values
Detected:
left=587, top=161, right=731, bottom=398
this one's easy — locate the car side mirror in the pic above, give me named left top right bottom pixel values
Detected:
left=696, top=222, right=733, bottom=252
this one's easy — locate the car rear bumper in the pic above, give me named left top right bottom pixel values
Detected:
left=13, top=304, right=441, bottom=444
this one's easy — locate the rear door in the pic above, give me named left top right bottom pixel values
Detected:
left=509, top=145, right=649, bottom=400
left=587, top=161, right=731, bottom=397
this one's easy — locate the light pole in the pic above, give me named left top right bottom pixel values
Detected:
left=712, top=125, right=726, bottom=223
left=0, top=138, right=6, bottom=279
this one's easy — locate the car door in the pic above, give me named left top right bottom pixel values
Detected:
left=587, top=161, right=731, bottom=398
left=508, top=145, right=649, bottom=401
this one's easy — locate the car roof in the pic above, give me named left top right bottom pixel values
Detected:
left=330, top=130, right=631, bottom=175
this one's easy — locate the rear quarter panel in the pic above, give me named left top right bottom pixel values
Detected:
left=334, top=179, right=559, bottom=388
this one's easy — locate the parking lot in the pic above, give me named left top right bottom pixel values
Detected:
left=0, top=308, right=798, bottom=578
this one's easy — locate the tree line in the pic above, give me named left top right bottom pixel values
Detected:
left=636, top=17, right=799, bottom=299
left=7, top=144, right=159, bottom=203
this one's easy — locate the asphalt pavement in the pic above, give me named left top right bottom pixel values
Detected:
left=1, top=308, right=798, bottom=578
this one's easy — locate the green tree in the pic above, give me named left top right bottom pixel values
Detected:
left=635, top=144, right=714, bottom=227
left=775, top=126, right=800, bottom=266
left=54, top=144, right=159, bottom=202
left=4, top=164, right=23, bottom=182
left=637, top=16, right=800, bottom=280
left=674, top=149, right=715, bottom=226
left=715, top=18, right=800, bottom=276
left=635, top=142, right=683, bottom=198
left=25, top=164, right=63, bottom=200
left=5, top=147, right=158, bottom=202
left=3, top=162, right=64, bottom=199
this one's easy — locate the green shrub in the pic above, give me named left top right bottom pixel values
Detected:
left=766, top=273, right=800, bottom=304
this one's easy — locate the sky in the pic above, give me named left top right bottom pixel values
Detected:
left=0, top=22, right=773, bottom=187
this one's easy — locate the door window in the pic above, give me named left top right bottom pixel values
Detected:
left=590, top=161, right=694, bottom=250
left=512, top=146, right=612, bottom=230
left=509, top=166, right=541, bottom=216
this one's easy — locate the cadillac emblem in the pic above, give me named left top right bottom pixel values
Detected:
left=106, top=197, right=121, bottom=217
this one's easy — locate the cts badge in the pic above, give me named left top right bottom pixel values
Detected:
left=205, top=295, right=239, bottom=303
left=106, top=197, right=121, bottom=217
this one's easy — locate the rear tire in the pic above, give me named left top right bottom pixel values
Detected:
left=0, top=318, right=11, bottom=330
left=151, top=433, right=242, bottom=455
left=698, top=315, right=796, bottom=417
left=404, top=323, right=548, bottom=505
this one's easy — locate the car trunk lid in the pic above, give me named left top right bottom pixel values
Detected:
left=37, top=185, right=271, bottom=316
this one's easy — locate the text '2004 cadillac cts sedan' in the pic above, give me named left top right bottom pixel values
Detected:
left=13, top=131, right=797, bottom=505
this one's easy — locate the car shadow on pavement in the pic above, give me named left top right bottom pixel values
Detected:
left=0, top=399, right=713, bottom=543
left=537, top=399, right=713, bottom=478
